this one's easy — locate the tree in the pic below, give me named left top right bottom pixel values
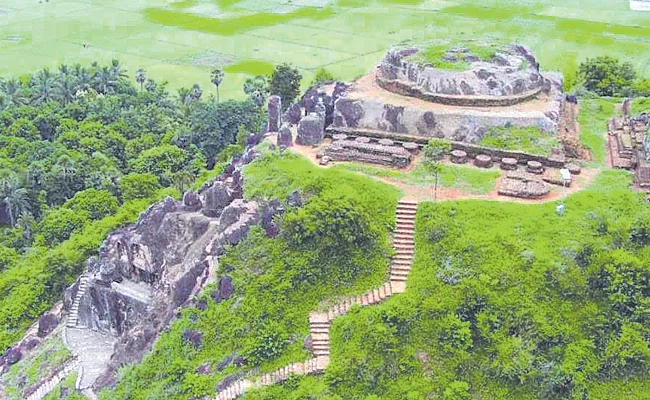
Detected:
left=211, top=68, right=224, bottom=103
left=422, top=139, right=451, bottom=202
left=269, top=63, right=302, bottom=110
left=0, top=173, right=30, bottom=227
left=38, top=207, right=88, bottom=246
left=578, top=56, right=636, bottom=97
left=311, top=68, right=335, bottom=86
left=135, top=69, right=146, bottom=91
left=119, top=173, right=161, bottom=202
left=54, top=74, right=78, bottom=105
left=243, top=75, right=269, bottom=106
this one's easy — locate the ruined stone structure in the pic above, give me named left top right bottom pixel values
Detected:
left=608, top=99, right=650, bottom=190
left=321, top=136, right=412, bottom=167
left=327, top=43, right=565, bottom=147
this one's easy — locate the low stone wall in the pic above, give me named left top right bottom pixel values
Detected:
left=322, top=139, right=412, bottom=168
left=325, top=127, right=567, bottom=168
left=376, top=75, right=543, bottom=107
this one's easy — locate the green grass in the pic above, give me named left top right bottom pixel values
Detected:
left=42, top=372, right=85, bottom=400
left=224, top=60, right=275, bottom=75
left=631, top=97, right=650, bottom=116
left=477, top=126, right=560, bottom=157
left=248, top=169, right=650, bottom=399
left=3, top=335, right=73, bottom=400
left=2, top=0, right=650, bottom=97
left=579, top=98, right=617, bottom=167
left=333, top=161, right=500, bottom=195
left=406, top=40, right=501, bottom=71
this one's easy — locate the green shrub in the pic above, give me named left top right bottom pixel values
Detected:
left=63, top=188, right=119, bottom=220
left=119, top=173, right=162, bottom=202
left=38, top=208, right=89, bottom=246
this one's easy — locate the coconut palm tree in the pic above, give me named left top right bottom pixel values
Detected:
left=110, top=59, right=128, bottom=80
left=16, top=211, right=35, bottom=240
left=94, top=66, right=116, bottom=94
left=135, top=68, right=146, bottom=91
left=31, top=69, right=56, bottom=104
left=0, top=175, right=30, bottom=227
left=210, top=68, right=224, bottom=103
left=54, top=74, right=78, bottom=105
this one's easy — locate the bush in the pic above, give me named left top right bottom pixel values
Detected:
left=119, top=173, right=162, bottom=202
left=63, top=189, right=118, bottom=220
left=269, top=63, right=302, bottom=110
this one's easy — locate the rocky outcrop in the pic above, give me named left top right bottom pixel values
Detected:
left=277, top=123, right=293, bottom=149
left=62, top=129, right=273, bottom=391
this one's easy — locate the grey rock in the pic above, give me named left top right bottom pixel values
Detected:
left=182, top=191, right=202, bottom=212
left=296, top=112, right=325, bottom=146
left=37, top=313, right=59, bottom=338
left=283, top=103, right=302, bottom=125
left=267, top=95, right=282, bottom=132
left=277, top=123, right=293, bottom=149
left=210, top=276, right=234, bottom=303
left=201, top=181, right=234, bottom=218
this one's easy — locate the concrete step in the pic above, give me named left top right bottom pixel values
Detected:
left=390, top=274, right=409, bottom=281
left=391, top=265, right=411, bottom=272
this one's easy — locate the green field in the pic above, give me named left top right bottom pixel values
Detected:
left=2, top=0, right=650, bottom=99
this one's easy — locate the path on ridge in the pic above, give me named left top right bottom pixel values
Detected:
left=214, top=198, right=418, bottom=400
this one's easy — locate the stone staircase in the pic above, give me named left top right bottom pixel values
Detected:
left=25, top=358, right=79, bottom=400
left=66, top=274, right=89, bottom=328
left=214, top=198, right=418, bottom=399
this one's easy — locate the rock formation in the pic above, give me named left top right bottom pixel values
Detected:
left=267, top=95, right=282, bottom=132
left=277, top=123, right=293, bottom=149
left=296, top=112, right=325, bottom=146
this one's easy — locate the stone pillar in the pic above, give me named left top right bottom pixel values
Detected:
left=267, top=95, right=282, bottom=132
left=277, top=123, right=293, bottom=149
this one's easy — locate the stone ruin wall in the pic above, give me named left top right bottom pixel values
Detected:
left=377, top=45, right=549, bottom=106
left=331, top=96, right=562, bottom=141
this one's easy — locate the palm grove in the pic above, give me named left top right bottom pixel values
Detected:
left=0, top=59, right=303, bottom=352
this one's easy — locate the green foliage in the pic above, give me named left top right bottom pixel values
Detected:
left=0, top=246, right=18, bottom=271
left=579, top=98, right=614, bottom=167
left=311, top=68, right=336, bottom=86
left=63, top=189, right=119, bottom=220
left=578, top=56, right=637, bottom=97
left=258, top=170, right=649, bottom=400
left=119, top=173, right=162, bottom=202
left=42, top=372, right=86, bottom=400
left=38, top=208, right=89, bottom=246
left=269, top=64, right=302, bottom=110
left=103, top=149, right=400, bottom=399
left=478, top=126, right=560, bottom=156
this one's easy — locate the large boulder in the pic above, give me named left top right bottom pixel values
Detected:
left=296, top=113, right=325, bottom=146
left=283, top=103, right=302, bottom=126
left=210, top=276, right=234, bottom=303
left=201, top=181, right=234, bottom=218
left=37, top=312, right=59, bottom=338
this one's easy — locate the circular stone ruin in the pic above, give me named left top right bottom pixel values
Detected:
left=450, top=150, right=468, bottom=164
left=402, top=142, right=419, bottom=153
left=377, top=41, right=545, bottom=106
left=332, top=133, right=348, bottom=141
left=378, top=139, right=394, bottom=146
left=526, top=161, right=544, bottom=174
left=474, top=154, right=493, bottom=168
left=355, top=136, right=371, bottom=144
left=500, top=157, right=518, bottom=171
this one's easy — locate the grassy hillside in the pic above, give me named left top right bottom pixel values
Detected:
left=2, top=0, right=650, bottom=97
left=245, top=170, right=650, bottom=399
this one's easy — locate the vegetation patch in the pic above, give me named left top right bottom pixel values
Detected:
left=42, top=372, right=85, bottom=400
left=406, top=40, right=502, bottom=71
left=333, top=162, right=500, bottom=195
left=578, top=98, right=615, bottom=167
left=224, top=60, right=275, bottom=76
left=477, top=126, right=560, bottom=156
left=2, top=335, right=72, bottom=400
left=249, top=170, right=650, bottom=399
left=100, top=149, right=401, bottom=399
